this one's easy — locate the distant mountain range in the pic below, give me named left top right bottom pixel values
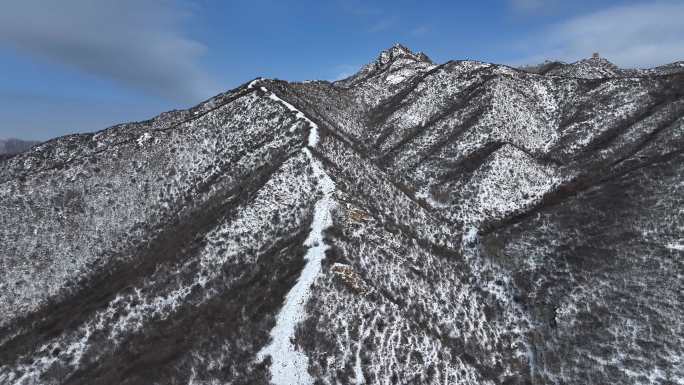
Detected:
left=0, top=45, right=682, bottom=385
left=0, top=138, right=38, bottom=156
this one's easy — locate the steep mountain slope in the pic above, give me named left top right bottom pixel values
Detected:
left=0, top=45, right=682, bottom=385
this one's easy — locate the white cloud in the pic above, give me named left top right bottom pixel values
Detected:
left=0, top=0, right=215, bottom=103
left=513, top=2, right=684, bottom=68
left=369, top=15, right=399, bottom=33
left=410, top=26, right=430, bottom=37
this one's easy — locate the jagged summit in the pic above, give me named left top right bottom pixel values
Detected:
left=545, top=55, right=622, bottom=78
left=521, top=54, right=684, bottom=79
left=373, top=43, right=432, bottom=67
left=578, top=55, right=620, bottom=70
left=0, top=46, right=683, bottom=385
left=334, top=44, right=435, bottom=88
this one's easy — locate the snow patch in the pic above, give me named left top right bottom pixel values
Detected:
left=354, top=318, right=370, bottom=384
left=415, top=186, right=448, bottom=208
left=256, top=150, right=336, bottom=385
left=247, top=78, right=263, bottom=89
left=259, top=87, right=321, bottom=147
left=136, top=132, right=152, bottom=146
left=665, top=242, right=684, bottom=251
left=255, top=86, right=335, bottom=385
left=462, top=226, right=479, bottom=247
left=385, top=73, right=406, bottom=85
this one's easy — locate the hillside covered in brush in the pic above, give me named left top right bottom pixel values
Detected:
left=1, top=45, right=682, bottom=385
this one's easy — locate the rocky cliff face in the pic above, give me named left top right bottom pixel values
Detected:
left=1, top=44, right=682, bottom=385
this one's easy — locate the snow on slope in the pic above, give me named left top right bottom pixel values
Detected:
left=255, top=83, right=337, bottom=385
left=1, top=45, right=682, bottom=385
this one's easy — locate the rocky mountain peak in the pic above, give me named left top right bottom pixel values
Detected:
left=540, top=54, right=623, bottom=78
left=580, top=55, right=619, bottom=68
left=374, top=43, right=432, bottom=67
left=335, top=44, right=434, bottom=87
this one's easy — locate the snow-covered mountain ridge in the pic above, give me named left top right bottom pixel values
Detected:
left=0, top=44, right=682, bottom=385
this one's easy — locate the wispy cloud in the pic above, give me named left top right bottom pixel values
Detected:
left=0, top=0, right=215, bottom=103
left=410, top=26, right=430, bottom=37
left=369, top=15, right=399, bottom=33
left=512, top=2, right=684, bottom=68
left=337, top=1, right=399, bottom=34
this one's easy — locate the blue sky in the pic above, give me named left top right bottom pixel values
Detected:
left=1, top=0, right=683, bottom=140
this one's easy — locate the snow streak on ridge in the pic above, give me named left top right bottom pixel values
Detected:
left=254, top=79, right=336, bottom=385
left=248, top=79, right=321, bottom=145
